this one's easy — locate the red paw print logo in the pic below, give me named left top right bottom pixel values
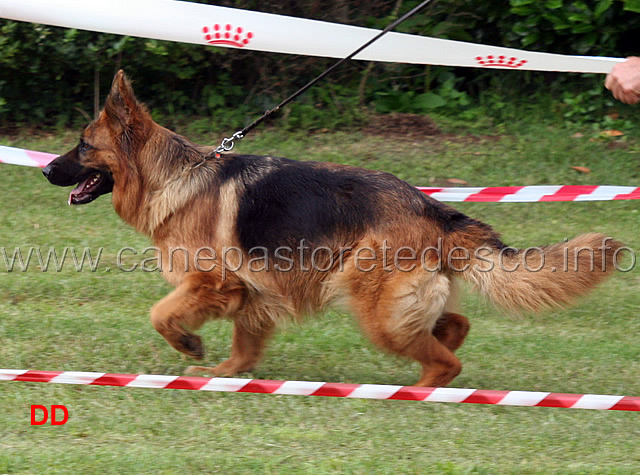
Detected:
left=475, top=55, right=527, bottom=68
left=203, top=24, right=253, bottom=48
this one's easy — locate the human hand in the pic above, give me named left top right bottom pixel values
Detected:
left=605, top=56, right=640, bottom=105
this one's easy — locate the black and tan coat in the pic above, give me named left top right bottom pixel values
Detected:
left=43, top=71, right=623, bottom=386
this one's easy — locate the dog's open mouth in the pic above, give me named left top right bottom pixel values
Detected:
left=69, top=171, right=114, bottom=205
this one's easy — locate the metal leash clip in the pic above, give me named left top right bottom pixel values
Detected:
left=194, top=130, right=244, bottom=168
left=215, top=130, right=244, bottom=154
left=195, top=130, right=245, bottom=168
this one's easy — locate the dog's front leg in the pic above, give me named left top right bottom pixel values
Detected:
left=187, top=319, right=276, bottom=376
left=208, top=319, right=276, bottom=376
left=150, top=272, right=246, bottom=360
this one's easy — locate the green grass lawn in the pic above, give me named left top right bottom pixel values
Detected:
left=1, top=118, right=639, bottom=473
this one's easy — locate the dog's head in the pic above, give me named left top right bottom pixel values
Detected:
left=43, top=70, right=151, bottom=205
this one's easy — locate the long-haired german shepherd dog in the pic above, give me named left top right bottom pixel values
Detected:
left=44, top=71, right=624, bottom=386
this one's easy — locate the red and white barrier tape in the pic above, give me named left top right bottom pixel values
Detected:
left=417, top=185, right=640, bottom=202
left=0, top=0, right=622, bottom=73
left=3, top=145, right=639, bottom=203
left=0, top=145, right=56, bottom=168
left=2, top=369, right=639, bottom=411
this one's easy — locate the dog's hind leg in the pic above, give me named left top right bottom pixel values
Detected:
left=150, top=272, right=246, bottom=360
left=432, top=279, right=470, bottom=352
left=432, top=313, right=470, bottom=352
left=359, top=315, right=462, bottom=387
left=351, top=271, right=462, bottom=387
left=360, top=316, right=462, bottom=387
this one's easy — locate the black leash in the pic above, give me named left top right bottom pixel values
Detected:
left=211, top=0, right=435, bottom=156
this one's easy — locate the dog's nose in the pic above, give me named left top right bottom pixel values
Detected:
left=42, top=163, right=52, bottom=179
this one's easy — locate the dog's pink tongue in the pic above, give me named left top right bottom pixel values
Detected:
left=68, top=177, right=92, bottom=205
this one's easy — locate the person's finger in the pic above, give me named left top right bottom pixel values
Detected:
left=620, top=84, right=640, bottom=104
left=610, top=85, right=624, bottom=101
left=605, top=74, right=615, bottom=91
left=615, top=89, right=639, bottom=104
left=624, top=94, right=640, bottom=105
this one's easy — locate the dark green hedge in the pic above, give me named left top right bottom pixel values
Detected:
left=0, top=0, right=639, bottom=127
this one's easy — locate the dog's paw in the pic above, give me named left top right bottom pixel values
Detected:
left=177, top=333, right=204, bottom=360
left=185, top=365, right=213, bottom=375
left=211, top=358, right=255, bottom=377
left=184, top=359, right=255, bottom=376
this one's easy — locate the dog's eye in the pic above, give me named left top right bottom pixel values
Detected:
left=78, top=140, right=93, bottom=154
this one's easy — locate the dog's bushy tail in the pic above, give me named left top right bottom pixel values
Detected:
left=448, top=231, right=624, bottom=313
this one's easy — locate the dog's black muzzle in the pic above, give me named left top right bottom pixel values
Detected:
left=43, top=147, right=114, bottom=205
left=43, top=148, right=88, bottom=186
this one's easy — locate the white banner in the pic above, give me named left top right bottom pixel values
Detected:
left=0, top=0, right=623, bottom=73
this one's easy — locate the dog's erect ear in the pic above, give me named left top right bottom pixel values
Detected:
left=103, top=70, right=149, bottom=135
